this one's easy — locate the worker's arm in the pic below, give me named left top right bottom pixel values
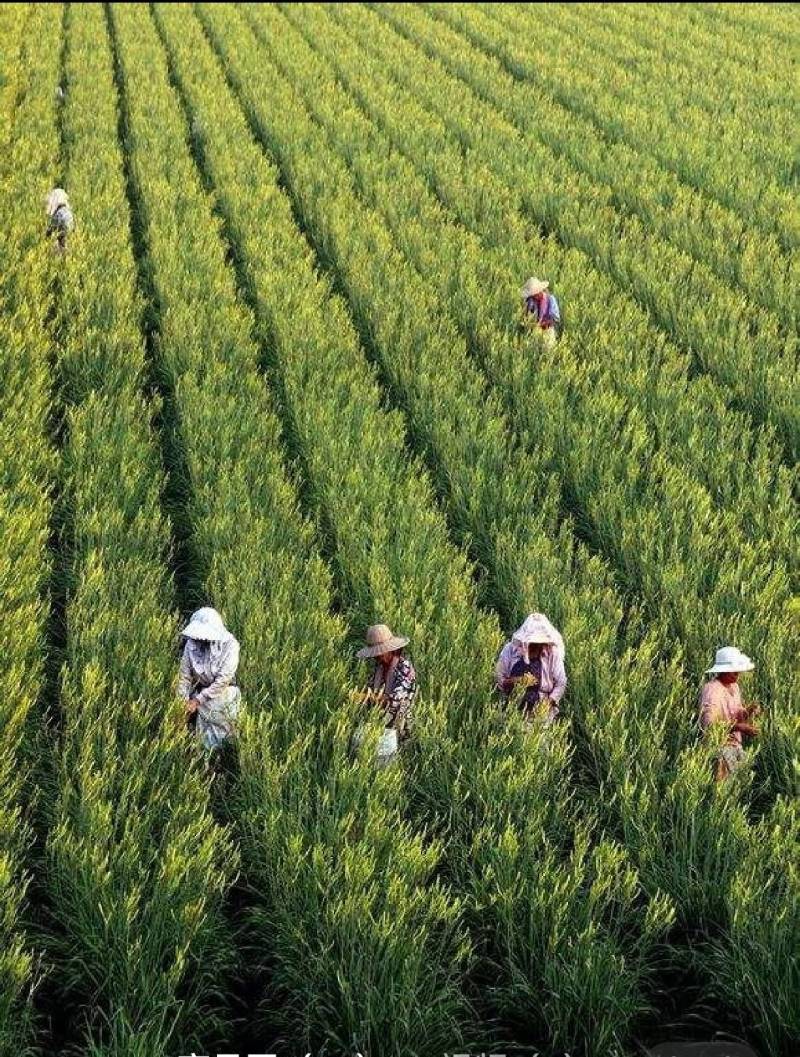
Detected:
left=699, top=682, right=724, bottom=732
left=495, top=643, right=514, bottom=692
left=546, top=650, right=567, bottom=704
left=177, top=643, right=194, bottom=699
left=733, top=721, right=758, bottom=737
left=195, top=639, right=240, bottom=710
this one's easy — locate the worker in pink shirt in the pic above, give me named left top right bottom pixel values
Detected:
left=699, top=646, right=760, bottom=781
left=495, top=612, right=567, bottom=725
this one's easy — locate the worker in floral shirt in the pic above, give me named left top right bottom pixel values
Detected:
left=356, top=623, right=417, bottom=740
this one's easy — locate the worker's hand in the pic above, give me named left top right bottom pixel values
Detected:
left=746, top=702, right=762, bottom=718
left=735, top=722, right=758, bottom=738
left=185, top=698, right=199, bottom=715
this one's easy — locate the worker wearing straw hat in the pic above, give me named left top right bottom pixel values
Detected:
left=520, top=276, right=561, bottom=349
left=356, top=623, right=417, bottom=740
left=45, top=187, right=74, bottom=253
left=496, top=612, right=567, bottom=724
left=700, top=646, right=760, bottom=781
left=178, top=607, right=241, bottom=751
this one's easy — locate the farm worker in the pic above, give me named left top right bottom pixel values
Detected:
left=45, top=187, right=74, bottom=253
left=177, top=607, right=241, bottom=751
left=356, top=623, right=417, bottom=741
left=495, top=612, right=566, bottom=724
left=520, top=276, right=560, bottom=349
left=699, top=646, right=759, bottom=781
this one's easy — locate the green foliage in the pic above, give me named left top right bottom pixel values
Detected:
left=40, top=6, right=233, bottom=1051
left=2, top=4, right=795, bottom=1056
left=0, top=4, right=61, bottom=1053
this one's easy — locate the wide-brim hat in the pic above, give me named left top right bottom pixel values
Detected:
left=706, top=646, right=755, bottom=675
left=521, top=276, right=549, bottom=299
left=357, top=623, right=409, bottom=659
left=512, top=613, right=556, bottom=646
left=517, top=629, right=555, bottom=645
left=181, top=606, right=233, bottom=642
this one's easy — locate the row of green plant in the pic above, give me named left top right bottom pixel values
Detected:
left=194, top=7, right=798, bottom=1051
left=367, top=3, right=799, bottom=461
left=474, top=3, right=800, bottom=253
left=0, top=3, right=30, bottom=162
left=250, top=1, right=797, bottom=792
left=0, top=6, right=60, bottom=1053
left=33, top=6, right=236, bottom=1054
left=156, top=5, right=679, bottom=1054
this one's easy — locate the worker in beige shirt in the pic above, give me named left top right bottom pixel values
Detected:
left=699, top=646, right=760, bottom=781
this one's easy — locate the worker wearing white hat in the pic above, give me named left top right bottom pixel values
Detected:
left=700, top=646, right=759, bottom=781
left=495, top=612, right=567, bottom=724
left=45, top=187, right=74, bottom=252
left=520, top=276, right=561, bottom=349
left=177, top=607, right=241, bottom=751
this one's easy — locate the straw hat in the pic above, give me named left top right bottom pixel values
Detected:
left=706, top=646, right=755, bottom=675
left=521, top=276, right=549, bottom=300
left=356, top=623, right=409, bottom=660
left=181, top=606, right=233, bottom=642
left=45, top=187, right=69, bottom=216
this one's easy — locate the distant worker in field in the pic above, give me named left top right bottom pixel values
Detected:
left=178, top=606, right=241, bottom=752
left=496, top=612, right=566, bottom=725
left=45, top=187, right=74, bottom=253
left=700, top=646, right=760, bottom=781
left=520, top=276, right=561, bottom=349
left=356, top=623, right=417, bottom=747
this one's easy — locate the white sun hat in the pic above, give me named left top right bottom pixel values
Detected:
left=45, top=187, right=69, bottom=216
left=181, top=606, right=233, bottom=642
left=512, top=612, right=557, bottom=646
left=356, top=623, right=409, bottom=660
left=706, top=646, right=755, bottom=675
left=521, top=276, right=549, bottom=300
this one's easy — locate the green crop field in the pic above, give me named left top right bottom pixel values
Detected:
left=1, top=3, right=798, bottom=1056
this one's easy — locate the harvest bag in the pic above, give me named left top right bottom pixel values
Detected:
left=352, top=724, right=399, bottom=767
left=375, top=727, right=399, bottom=768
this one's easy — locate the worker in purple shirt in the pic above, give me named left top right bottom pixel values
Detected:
left=520, top=276, right=561, bottom=348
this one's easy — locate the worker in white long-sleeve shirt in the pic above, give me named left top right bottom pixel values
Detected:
left=177, top=607, right=241, bottom=751
left=45, top=187, right=74, bottom=253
